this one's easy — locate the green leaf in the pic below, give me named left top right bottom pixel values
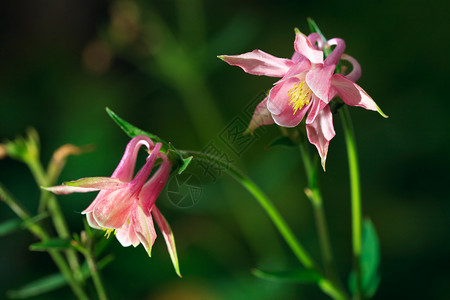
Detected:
left=7, top=255, right=114, bottom=299
left=29, top=238, right=75, bottom=251
left=7, top=273, right=67, bottom=299
left=307, top=18, right=327, bottom=44
left=252, top=268, right=322, bottom=283
left=0, top=219, right=22, bottom=237
left=0, top=213, right=49, bottom=237
left=21, top=213, right=49, bottom=229
left=348, top=219, right=381, bottom=299
left=360, top=219, right=381, bottom=297
left=178, top=156, right=193, bottom=174
left=106, top=107, right=160, bottom=142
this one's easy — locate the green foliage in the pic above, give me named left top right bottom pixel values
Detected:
left=7, top=273, right=67, bottom=299
left=0, top=219, right=22, bottom=237
left=177, top=155, right=193, bottom=174
left=0, top=213, right=49, bottom=237
left=252, top=268, right=322, bottom=283
left=29, top=238, right=78, bottom=252
left=106, top=107, right=160, bottom=142
left=348, top=219, right=381, bottom=299
left=3, top=128, right=40, bottom=165
left=7, top=255, right=114, bottom=299
left=307, top=18, right=327, bottom=45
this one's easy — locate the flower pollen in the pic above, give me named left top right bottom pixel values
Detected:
left=288, top=81, right=312, bottom=114
left=104, top=228, right=118, bottom=239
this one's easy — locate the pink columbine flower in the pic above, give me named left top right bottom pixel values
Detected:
left=219, top=29, right=386, bottom=169
left=46, top=135, right=181, bottom=276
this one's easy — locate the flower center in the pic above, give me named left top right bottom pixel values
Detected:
left=288, top=81, right=312, bottom=115
left=103, top=228, right=118, bottom=238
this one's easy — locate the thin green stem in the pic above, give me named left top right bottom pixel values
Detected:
left=341, top=107, right=362, bottom=300
left=27, top=159, right=84, bottom=283
left=299, top=142, right=339, bottom=286
left=49, top=251, right=89, bottom=300
left=0, top=183, right=89, bottom=300
left=184, top=151, right=348, bottom=300
left=83, top=242, right=108, bottom=300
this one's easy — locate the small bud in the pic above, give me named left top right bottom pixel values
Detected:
left=0, top=144, right=6, bottom=159
left=80, top=231, right=88, bottom=245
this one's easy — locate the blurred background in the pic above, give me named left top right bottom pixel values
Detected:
left=1, top=0, right=449, bottom=299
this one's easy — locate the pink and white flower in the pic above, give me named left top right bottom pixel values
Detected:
left=220, top=30, right=386, bottom=169
left=46, top=135, right=180, bottom=276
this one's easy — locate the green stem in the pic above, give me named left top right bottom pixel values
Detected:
left=298, top=142, right=339, bottom=286
left=341, top=107, right=362, bottom=300
left=185, top=151, right=348, bottom=300
left=0, top=183, right=89, bottom=300
left=83, top=242, right=108, bottom=300
left=27, top=159, right=84, bottom=283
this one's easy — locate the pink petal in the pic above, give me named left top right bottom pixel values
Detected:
left=305, top=64, right=335, bottom=103
left=115, top=226, right=133, bottom=247
left=267, top=76, right=299, bottom=115
left=139, top=153, right=171, bottom=213
left=112, top=136, right=153, bottom=182
left=271, top=102, right=310, bottom=128
left=305, top=96, right=328, bottom=124
left=85, top=212, right=102, bottom=230
left=218, top=50, right=294, bottom=77
left=268, top=76, right=310, bottom=127
left=44, top=185, right=99, bottom=195
left=278, top=59, right=311, bottom=83
left=65, top=177, right=126, bottom=190
left=152, top=206, right=181, bottom=277
left=127, top=143, right=162, bottom=195
left=294, top=30, right=323, bottom=64
left=291, top=51, right=303, bottom=63
left=92, top=188, right=136, bottom=229
left=246, top=97, right=274, bottom=134
left=131, top=204, right=157, bottom=256
left=306, top=106, right=336, bottom=171
left=341, top=54, right=361, bottom=82
left=331, top=74, right=387, bottom=117
left=82, top=189, right=108, bottom=214
left=116, top=213, right=140, bottom=247
left=323, top=38, right=346, bottom=68
left=307, top=33, right=324, bottom=50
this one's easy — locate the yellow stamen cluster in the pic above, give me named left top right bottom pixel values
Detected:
left=104, top=228, right=118, bottom=239
left=288, top=81, right=312, bottom=115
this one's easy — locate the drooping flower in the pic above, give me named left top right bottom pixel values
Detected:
left=46, top=135, right=181, bottom=276
left=219, top=29, right=386, bottom=169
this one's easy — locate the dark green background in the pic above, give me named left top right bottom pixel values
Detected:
left=1, top=0, right=449, bottom=299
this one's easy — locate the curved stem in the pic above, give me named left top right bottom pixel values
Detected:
left=184, top=151, right=348, bottom=300
left=341, top=107, right=362, bottom=300
left=299, top=142, right=339, bottom=286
